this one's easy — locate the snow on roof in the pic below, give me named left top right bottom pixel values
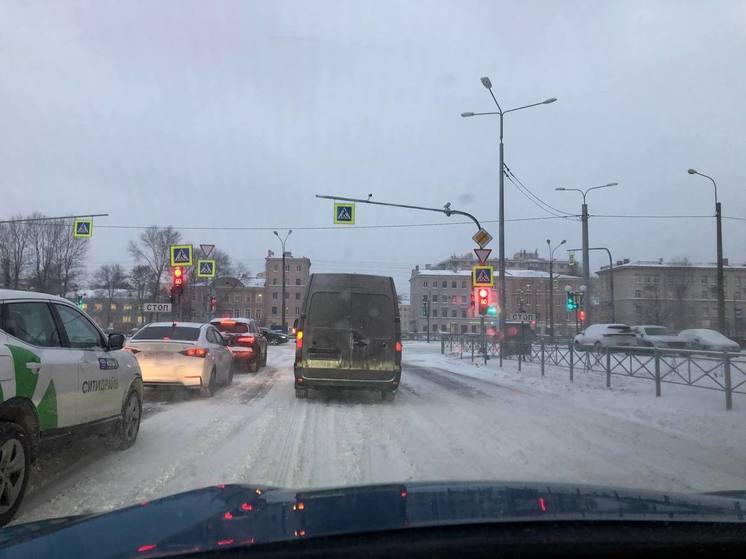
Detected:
left=413, top=269, right=472, bottom=276
left=599, top=260, right=746, bottom=272
left=412, top=268, right=578, bottom=279
left=243, top=278, right=265, bottom=288
left=0, top=289, right=68, bottom=302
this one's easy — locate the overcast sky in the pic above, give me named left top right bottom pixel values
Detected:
left=2, top=0, right=745, bottom=294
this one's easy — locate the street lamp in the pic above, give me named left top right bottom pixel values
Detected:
left=555, top=182, right=619, bottom=325
left=462, top=78, right=556, bottom=338
left=688, top=168, right=725, bottom=333
left=273, top=230, right=292, bottom=332
left=546, top=239, right=566, bottom=341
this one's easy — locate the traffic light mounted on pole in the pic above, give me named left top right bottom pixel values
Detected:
left=566, top=291, right=577, bottom=311
left=477, top=288, right=489, bottom=316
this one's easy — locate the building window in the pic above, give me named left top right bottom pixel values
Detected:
left=285, top=264, right=290, bottom=272
left=432, top=310, right=438, bottom=317
left=233, top=309, right=240, bottom=318
left=296, top=265, right=302, bottom=272
left=451, top=281, right=457, bottom=288
left=461, top=325, right=468, bottom=333
left=461, top=295, right=467, bottom=303
left=295, top=307, right=300, bottom=315
left=271, top=306, right=278, bottom=315
left=272, top=278, right=278, bottom=285
left=123, top=304, right=132, bottom=311
left=295, top=292, right=300, bottom=300
left=461, top=310, right=467, bottom=318
left=284, top=292, right=289, bottom=299
left=295, top=278, right=301, bottom=285
left=635, top=304, right=642, bottom=316
left=471, top=325, right=477, bottom=333
left=432, top=295, right=438, bottom=302
left=461, top=281, right=467, bottom=289
left=644, top=276, right=651, bottom=283
left=635, top=290, right=641, bottom=298
left=234, top=294, right=241, bottom=303
left=273, top=292, right=278, bottom=300
left=451, top=309, right=457, bottom=318
left=634, top=274, right=641, bottom=284
left=94, top=303, right=103, bottom=312
left=245, top=309, right=251, bottom=318
left=432, top=324, right=438, bottom=332
left=422, top=295, right=428, bottom=302
left=273, top=265, right=278, bottom=272
left=423, top=281, right=428, bottom=287
left=452, top=295, right=458, bottom=304
left=442, top=281, right=447, bottom=288
left=110, top=304, right=117, bottom=311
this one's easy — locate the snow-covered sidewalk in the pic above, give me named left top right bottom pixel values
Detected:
left=405, top=341, right=746, bottom=460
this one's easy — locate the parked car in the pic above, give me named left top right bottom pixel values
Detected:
left=0, top=289, right=143, bottom=525
left=573, top=324, right=637, bottom=352
left=126, top=322, right=234, bottom=396
left=210, top=318, right=268, bottom=372
left=261, top=327, right=288, bottom=345
left=677, top=329, right=740, bottom=353
left=631, top=325, right=687, bottom=350
left=294, top=273, right=402, bottom=400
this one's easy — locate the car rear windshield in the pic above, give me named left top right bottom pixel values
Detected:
left=212, top=321, right=249, bottom=334
left=132, top=326, right=201, bottom=341
left=644, top=327, right=669, bottom=335
left=308, top=292, right=394, bottom=336
left=608, top=325, right=633, bottom=333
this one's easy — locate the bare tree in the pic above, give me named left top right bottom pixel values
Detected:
left=128, top=226, right=182, bottom=300
left=93, top=264, right=130, bottom=327
left=0, top=217, right=31, bottom=289
left=55, top=219, right=89, bottom=296
left=129, top=265, right=153, bottom=327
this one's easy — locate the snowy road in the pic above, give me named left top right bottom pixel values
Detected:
left=13, top=342, right=746, bottom=524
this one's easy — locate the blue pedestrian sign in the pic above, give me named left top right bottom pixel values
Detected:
left=170, top=244, right=193, bottom=267
left=73, top=218, right=93, bottom=238
left=472, top=265, right=494, bottom=287
left=334, top=202, right=355, bottom=225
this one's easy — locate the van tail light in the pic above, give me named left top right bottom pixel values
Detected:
left=125, top=347, right=140, bottom=354
left=296, top=330, right=303, bottom=349
left=236, top=336, right=255, bottom=345
left=180, top=347, right=209, bottom=358
left=395, top=341, right=402, bottom=353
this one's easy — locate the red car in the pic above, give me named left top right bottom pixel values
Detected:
left=210, top=318, right=268, bottom=373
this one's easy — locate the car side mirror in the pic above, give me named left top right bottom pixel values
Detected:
left=108, top=333, right=126, bottom=351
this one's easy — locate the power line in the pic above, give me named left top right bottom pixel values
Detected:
left=503, top=164, right=576, bottom=217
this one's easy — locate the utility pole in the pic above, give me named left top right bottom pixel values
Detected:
left=462, top=80, right=556, bottom=339
left=273, top=230, right=292, bottom=333
left=547, top=239, right=566, bottom=342
left=556, top=182, right=618, bottom=326
left=688, top=169, right=725, bottom=333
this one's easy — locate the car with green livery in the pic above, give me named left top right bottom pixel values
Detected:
left=0, top=289, right=144, bottom=525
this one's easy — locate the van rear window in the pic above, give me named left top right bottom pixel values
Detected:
left=212, top=321, right=249, bottom=334
left=309, top=292, right=394, bottom=336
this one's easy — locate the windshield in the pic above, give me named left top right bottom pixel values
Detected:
left=3, top=1, right=746, bottom=549
left=131, top=326, right=201, bottom=341
left=212, top=322, right=249, bottom=334
left=643, top=327, right=670, bottom=336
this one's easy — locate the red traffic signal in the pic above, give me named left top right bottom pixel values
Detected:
left=477, top=288, right=489, bottom=316
left=578, top=309, right=586, bottom=322
left=172, top=266, right=184, bottom=287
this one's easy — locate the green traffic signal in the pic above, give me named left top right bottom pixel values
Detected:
left=566, top=292, right=576, bottom=311
left=486, top=306, right=497, bottom=316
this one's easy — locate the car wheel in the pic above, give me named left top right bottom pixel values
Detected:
left=573, top=341, right=582, bottom=352
left=107, top=390, right=142, bottom=450
left=593, top=341, right=603, bottom=354
left=0, top=422, right=31, bottom=527
left=201, top=369, right=217, bottom=397
left=381, top=390, right=396, bottom=402
left=226, top=364, right=234, bottom=385
left=295, top=388, right=308, bottom=399
left=248, top=356, right=259, bottom=373
left=261, top=350, right=267, bottom=367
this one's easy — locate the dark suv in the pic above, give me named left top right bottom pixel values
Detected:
left=210, top=318, right=268, bottom=373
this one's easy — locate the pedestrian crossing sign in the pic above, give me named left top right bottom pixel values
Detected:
left=472, top=265, right=494, bottom=287
left=334, top=202, right=355, bottom=225
left=170, top=244, right=193, bottom=267
left=196, top=259, right=216, bottom=278
left=73, top=218, right=93, bottom=238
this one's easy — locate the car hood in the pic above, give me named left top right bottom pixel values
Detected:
left=2, top=481, right=745, bottom=558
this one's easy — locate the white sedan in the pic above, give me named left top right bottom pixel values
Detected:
left=677, top=329, right=740, bottom=353
left=574, top=324, right=637, bottom=352
left=125, top=322, right=234, bottom=396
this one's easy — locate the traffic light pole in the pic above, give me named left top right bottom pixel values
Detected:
left=581, top=203, right=591, bottom=325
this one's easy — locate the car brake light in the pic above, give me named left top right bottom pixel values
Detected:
left=180, top=347, right=209, bottom=358
left=395, top=341, right=402, bottom=353
left=220, top=320, right=236, bottom=325
left=296, top=330, right=303, bottom=349
left=125, top=347, right=140, bottom=354
left=237, top=336, right=255, bottom=344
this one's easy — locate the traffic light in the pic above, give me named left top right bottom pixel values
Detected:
left=477, top=288, right=489, bottom=316
left=172, top=266, right=184, bottom=287
left=578, top=309, right=586, bottom=323
left=566, top=291, right=576, bottom=311
left=75, top=294, right=84, bottom=309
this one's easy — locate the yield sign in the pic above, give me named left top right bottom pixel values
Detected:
left=474, top=248, right=492, bottom=265
left=200, top=244, right=215, bottom=258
